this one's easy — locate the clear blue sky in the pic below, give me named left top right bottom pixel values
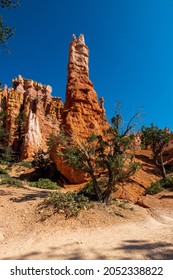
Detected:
left=1, top=0, right=173, bottom=130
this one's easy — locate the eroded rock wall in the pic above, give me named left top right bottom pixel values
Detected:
left=0, top=76, right=63, bottom=159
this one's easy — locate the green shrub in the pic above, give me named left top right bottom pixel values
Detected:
left=79, top=181, right=96, bottom=200
left=18, top=161, right=32, bottom=168
left=0, top=146, right=16, bottom=164
left=32, top=150, right=51, bottom=170
left=160, top=176, right=173, bottom=189
left=43, top=191, right=92, bottom=218
left=146, top=181, right=163, bottom=195
left=4, top=166, right=12, bottom=171
left=30, top=178, right=60, bottom=190
left=0, top=174, right=23, bottom=187
left=146, top=176, right=173, bottom=195
left=0, top=167, right=8, bottom=175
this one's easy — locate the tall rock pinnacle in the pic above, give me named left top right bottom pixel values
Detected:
left=51, top=34, right=109, bottom=183
left=62, top=34, right=108, bottom=139
left=68, top=34, right=89, bottom=81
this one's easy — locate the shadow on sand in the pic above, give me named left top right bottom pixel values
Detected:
left=1, top=239, right=173, bottom=260
left=9, top=191, right=48, bottom=202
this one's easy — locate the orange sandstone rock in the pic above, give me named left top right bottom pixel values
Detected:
left=62, top=34, right=108, bottom=139
left=0, top=76, right=63, bottom=159
left=51, top=34, right=109, bottom=183
left=1, top=34, right=109, bottom=183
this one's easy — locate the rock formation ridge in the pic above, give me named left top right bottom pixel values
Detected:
left=0, top=75, right=63, bottom=159
left=0, top=34, right=108, bottom=183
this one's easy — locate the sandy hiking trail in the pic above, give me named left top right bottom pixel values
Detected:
left=0, top=184, right=173, bottom=260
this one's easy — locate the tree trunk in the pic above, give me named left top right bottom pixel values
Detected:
left=154, top=153, right=167, bottom=179
left=103, top=186, right=113, bottom=205
left=87, top=159, right=102, bottom=202
left=102, top=165, right=115, bottom=205
left=89, top=169, right=102, bottom=202
left=160, top=153, right=167, bottom=179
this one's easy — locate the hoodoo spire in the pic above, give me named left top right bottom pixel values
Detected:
left=68, top=34, right=89, bottom=81
left=63, top=34, right=108, bottom=138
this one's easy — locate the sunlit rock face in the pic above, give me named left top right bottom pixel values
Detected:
left=62, top=34, right=108, bottom=139
left=0, top=76, right=63, bottom=159
left=0, top=34, right=109, bottom=183
left=51, top=34, right=109, bottom=183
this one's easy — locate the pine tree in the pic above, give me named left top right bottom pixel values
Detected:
left=141, top=124, right=173, bottom=179
left=49, top=113, right=140, bottom=204
left=0, top=0, right=20, bottom=47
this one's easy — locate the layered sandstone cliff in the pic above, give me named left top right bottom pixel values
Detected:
left=0, top=76, right=63, bottom=159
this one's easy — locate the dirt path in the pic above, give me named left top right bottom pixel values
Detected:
left=0, top=185, right=173, bottom=260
